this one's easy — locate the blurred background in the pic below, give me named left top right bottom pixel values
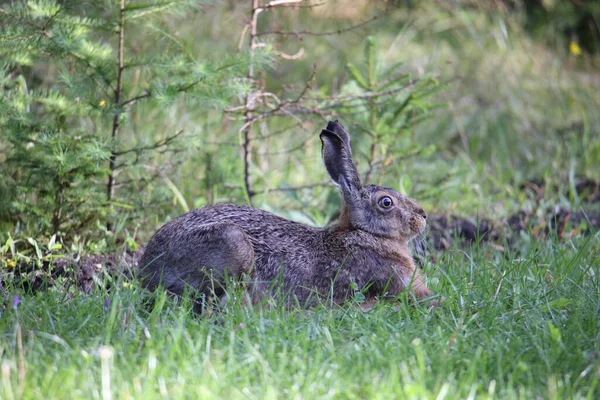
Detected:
left=1, top=0, right=599, bottom=248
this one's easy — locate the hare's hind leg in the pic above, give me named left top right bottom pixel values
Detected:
left=141, top=222, right=254, bottom=298
left=181, top=222, right=255, bottom=294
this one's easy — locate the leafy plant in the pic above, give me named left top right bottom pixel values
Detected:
left=341, top=37, right=444, bottom=192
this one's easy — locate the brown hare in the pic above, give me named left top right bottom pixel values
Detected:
left=139, top=121, right=438, bottom=309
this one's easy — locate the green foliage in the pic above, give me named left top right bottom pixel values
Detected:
left=0, top=0, right=255, bottom=239
left=0, top=3, right=598, bottom=397
left=0, top=0, right=599, bottom=240
left=520, top=0, right=600, bottom=54
left=341, top=37, right=444, bottom=191
left=1, top=233, right=68, bottom=290
left=379, top=1, right=600, bottom=213
left=0, top=67, right=110, bottom=235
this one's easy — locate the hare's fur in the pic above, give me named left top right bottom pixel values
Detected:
left=139, top=121, right=435, bottom=307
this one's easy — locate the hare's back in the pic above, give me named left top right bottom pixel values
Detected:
left=179, top=204, right=321, bottom=249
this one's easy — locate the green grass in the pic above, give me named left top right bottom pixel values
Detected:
left=1, top=2, right=600, bottom=399
left=1, top=233, right=598, bottom=399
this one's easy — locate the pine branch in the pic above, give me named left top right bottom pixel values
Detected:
left=113, top=130, right=184, bottom=158
left=11, top=12, right=117, bottom=97
left=121, top=75, right=223, bottom=106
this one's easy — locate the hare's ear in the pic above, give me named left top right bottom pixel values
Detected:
left=320, top=121, right=362, bottom=195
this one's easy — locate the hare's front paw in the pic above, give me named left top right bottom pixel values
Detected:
left=359, top=297, right=378, bottom=312
left=427, top=296, right=445, bottom=311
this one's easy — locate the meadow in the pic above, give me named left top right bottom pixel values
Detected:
left=1, top=1, right=599, bottom=398
left=1, top=234, right=598, bottom=399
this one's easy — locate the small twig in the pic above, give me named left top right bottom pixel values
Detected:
left=253, top=181, right=331, bottom=195
left=257, top=135, right=311, bottom=156
left=113, top=130, right=184, bottom=157
left=256, top=106, right=329, bottom=119
left=324, top=84, right=413, bottom=105
left=202, top=140, right=240, bottom=147
left=238, top=24, right=249, bottom=51
left=254, top=120, right=304, bottom=140
left=257, top=15, right=378, bottom=37
left=260, top=0, right=324, bottom=11
left=121, top=78, right=203, bottom=107
left=238, top=63, right=316, bottom=119
left=275, top=47, right=305, bottom=60
left=120, top=92, right=149, bottom=107
left=240, top=0, right=262, bottom=204
left=297, top=64, right=317, bottom=99
left=259, top=0, right=303, bottom=11
left=114, top=147, right=184, bottom=172
left=363, top=141, right=377, bottom=184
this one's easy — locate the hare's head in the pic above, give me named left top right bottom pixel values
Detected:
left=320, top=121, right=427, bottom=241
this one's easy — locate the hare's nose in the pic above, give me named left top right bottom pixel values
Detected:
left=417, top=208, right=427, bottom=219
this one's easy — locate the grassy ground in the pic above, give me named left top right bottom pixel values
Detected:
left=1, top=233, right=598, bottom=399
left=1, top=1, right=599, bottom=399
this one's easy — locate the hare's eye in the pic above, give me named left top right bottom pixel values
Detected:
left=378, top=196, right=393, bottom=209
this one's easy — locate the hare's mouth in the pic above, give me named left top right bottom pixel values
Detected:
left=409, top=215, right=427, bottom=235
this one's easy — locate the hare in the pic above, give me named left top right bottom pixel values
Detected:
left=139, top=121, right=437, bottom=308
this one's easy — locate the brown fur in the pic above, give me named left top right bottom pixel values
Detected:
left=139, top=121, right=437, bottom=308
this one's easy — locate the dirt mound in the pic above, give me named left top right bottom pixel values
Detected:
left=422, top=206, right=599, bottom=253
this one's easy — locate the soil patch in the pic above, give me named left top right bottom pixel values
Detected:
left=423, top=206, right=599, bottom=253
